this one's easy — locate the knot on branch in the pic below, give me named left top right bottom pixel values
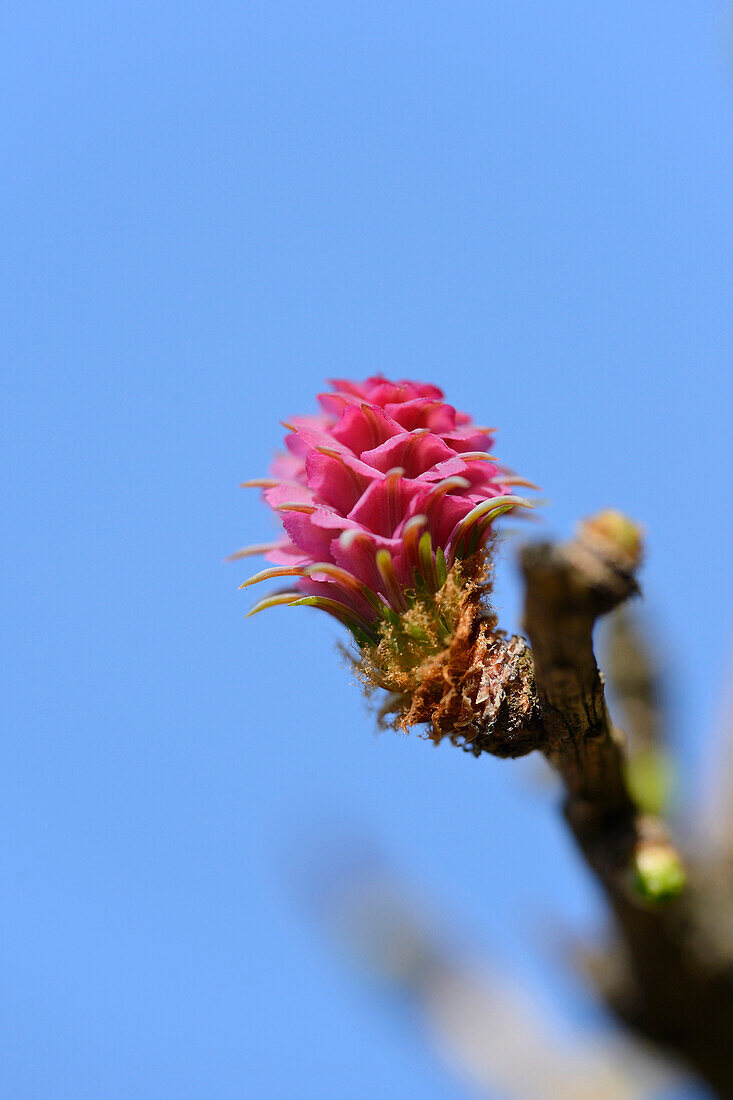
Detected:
left=521, top=511, right=643, bottom=631
left=571, top=510, right=643, bottom=608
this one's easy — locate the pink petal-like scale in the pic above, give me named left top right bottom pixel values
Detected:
left=244, top=376, right=532, bottom=630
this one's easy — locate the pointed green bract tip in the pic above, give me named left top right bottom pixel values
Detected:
left=633, top=844, right=686, bottom=903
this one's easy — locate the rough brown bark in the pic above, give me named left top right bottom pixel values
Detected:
left=512, top=518, right=733, bottom=1097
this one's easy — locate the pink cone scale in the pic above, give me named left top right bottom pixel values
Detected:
left=241, top=377, right=532, bottom=646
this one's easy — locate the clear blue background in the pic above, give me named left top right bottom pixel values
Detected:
left=3, top=2, right=732, bottom=1097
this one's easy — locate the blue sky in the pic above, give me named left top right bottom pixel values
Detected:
left=3, top=3, right=732, bottom=1097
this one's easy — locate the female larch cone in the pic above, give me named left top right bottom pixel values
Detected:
left=238, top=376, right=539, bottom=749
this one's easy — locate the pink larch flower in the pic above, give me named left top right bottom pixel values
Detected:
left=238, top=377, right=533, bottom=655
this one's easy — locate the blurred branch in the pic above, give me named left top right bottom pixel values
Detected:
left=603, top=610, right=674, bottom=818
left=604, top=610, right=665, bottom=754
left=319, top=863, right=674, bottom=1100
left=701, top=652, right=733, bottom=856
